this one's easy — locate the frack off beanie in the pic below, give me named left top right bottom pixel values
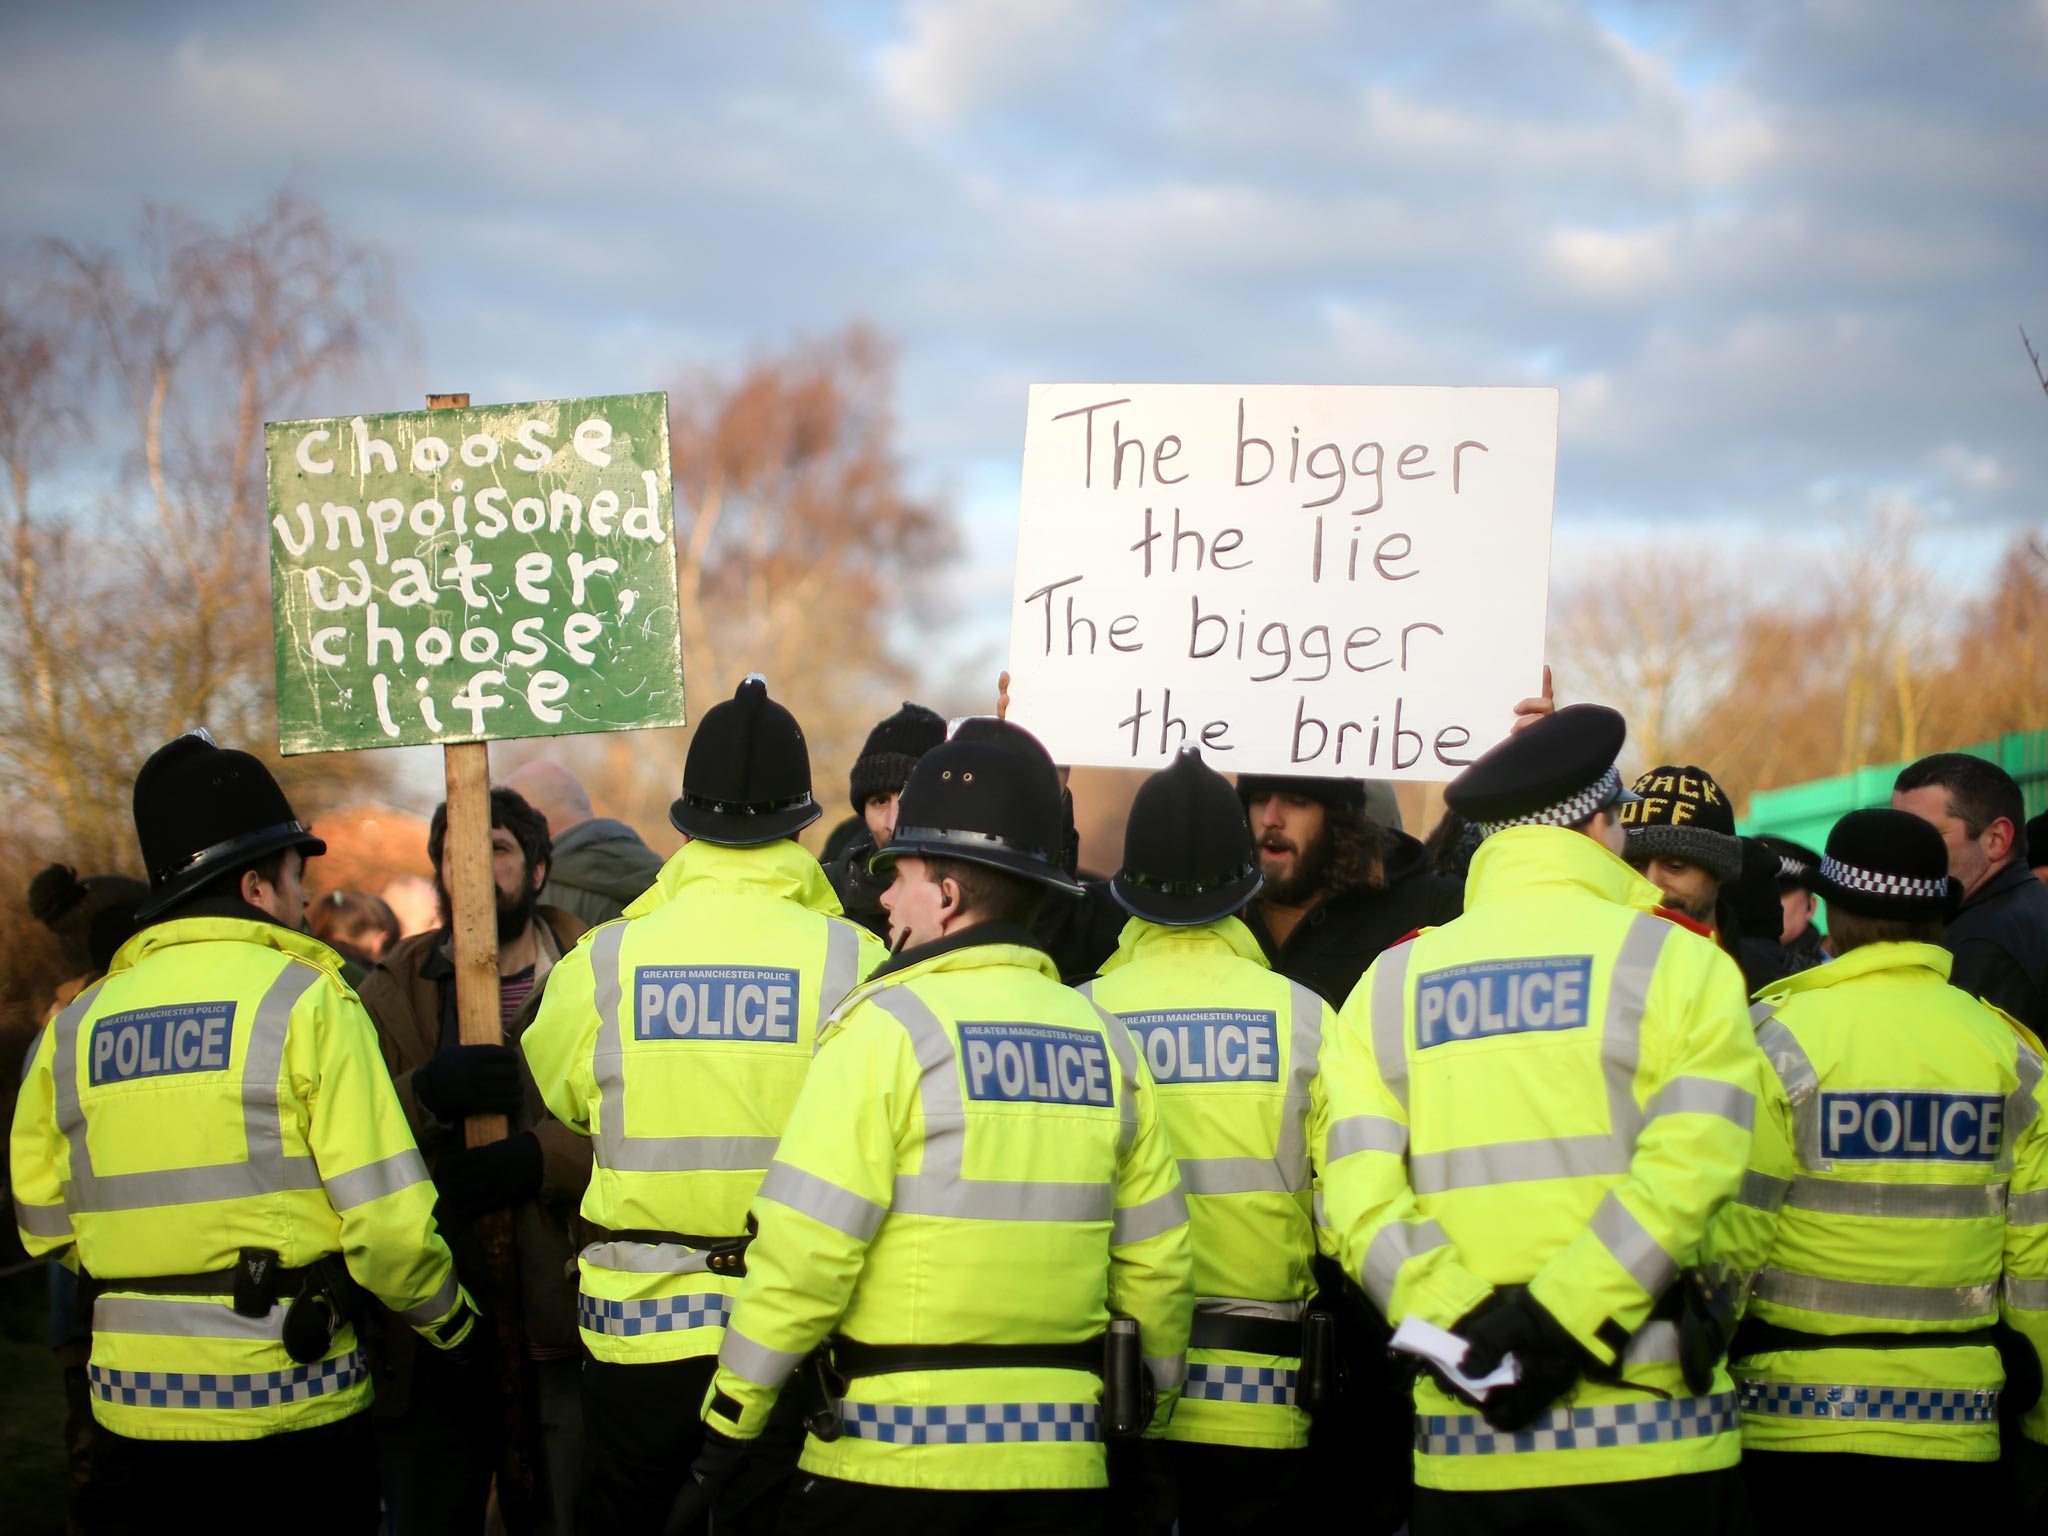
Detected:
left=1618, top=764, right=1744, bottom=883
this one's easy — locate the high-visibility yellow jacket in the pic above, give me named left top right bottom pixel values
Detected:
left=1319, top=827, right=1762, bottom=1492
left=702, top=931, right=1196, bottom=1491
left=1708, top=941, right=2048, bottom=1461
left=521, top=839, right=885, bottom=1365
left=8, top=917, right=470, bottom=1442
left=1082, top=915, right=1332, bottom=1451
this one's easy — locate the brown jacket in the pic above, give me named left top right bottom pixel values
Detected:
left=355, top=906, right=591, bottom=1411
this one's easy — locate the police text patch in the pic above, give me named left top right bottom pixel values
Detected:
left=634, top=966, right=799, bottom=1043
left=1822, top=1091, right=2004, bottom=1163
left=89, top=1003, right=235, bottom=1085
left=1414, top=958, right=1593, bottom=1049
left=1122, top=1010, right=1279, bottom=1085
left=959, top=1022, right=1113, bottom=1107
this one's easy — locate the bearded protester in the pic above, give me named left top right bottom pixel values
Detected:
left=355, top=786, right=590, bottom=1534
left=1618, top=764, right=1745, bottom=934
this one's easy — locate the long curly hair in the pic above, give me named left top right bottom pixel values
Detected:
left=1324, top=804, right=1393, bottom=895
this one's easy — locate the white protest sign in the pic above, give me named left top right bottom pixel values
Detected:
left=1005, top=385, right=1557, bottom=779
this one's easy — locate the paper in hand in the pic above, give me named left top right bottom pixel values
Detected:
left=1389, top=1316, right=1521, bottom=1399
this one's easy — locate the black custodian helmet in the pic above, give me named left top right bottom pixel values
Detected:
left=670, top=675, right=823, bottom=847
left=1114, top=748, right=1262, bottom=926
left=870, top=718, right=1085, bottom=896
left=132, top=731, right=327, bottom=921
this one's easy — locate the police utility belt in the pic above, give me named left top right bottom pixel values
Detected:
left=579, top=1221, right=752, bottom=1277
left=86, top=1249, right=367, bottom=1365
left=799, top=1318, right=1160, bottom=1443
left=1190, top=1307, right=1341, bottom=1412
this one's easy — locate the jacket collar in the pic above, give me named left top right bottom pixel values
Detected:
left=1962, top=859, right=2041, bottom=916
left=112, top=910, right=349, bottom=980
left=1758, top=939, right=1951, bottom=1003
left=548, top=817, right=641, bottom=856
left=1463, top=824, right=1667, bottom=913
left=866, top=920, right=1054, bottom=984
left=1096, top=915, right=1270, bottom=976
left=623, top=838, right=845, bottom=920
left=421, top=905, right=574, bottom=987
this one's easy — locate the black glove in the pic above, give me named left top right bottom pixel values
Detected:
left=690, top=1428, right=752, bottom=1504
left=413, top=1044, right=524, bottom=1121
left=434, top=1132, right=543, bottom=1223
left=1107, top=1439, right=1178, bottom=1535
left=1455, top=1290, right=1591, bottom=1433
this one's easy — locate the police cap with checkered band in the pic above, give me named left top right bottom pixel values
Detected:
left=1443, top=703, right=1639, bottom=837
left=1810, top=807, right=1962, bottom=921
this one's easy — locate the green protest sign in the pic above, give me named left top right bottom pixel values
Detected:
left=266, top=391, right=684, bottom=754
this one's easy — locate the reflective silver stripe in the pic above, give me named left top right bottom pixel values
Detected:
left=1272, top=981, right=1324, bottom=1192
left=1738, top=1169, right=1792, bottom=1212
left=57, top=962, right=319, bottom=1212
left=1180, top=1157, right=1295, bottom=1196
left=1752, top=1269, right=1998, bottom=1322
left=1411, top=1135, right=1629, bottom=1195
left=875, top=987, right=1120, bottom=1224
left=821, top=919, right=863, bottom=1017
left=1749, top=999, right=1780, bottom=1028
left=758, top=1160, right=887, bottom=1242
left=2006, top=1277, right=2048, bottom=1311
left=1361, top=1218, right=1451, bottom=1313
left=1370, top=943, right=1414, bottom=1109
left=582, top=1240, right=724, bottom=1275
left=1112, top=1184, right=1190, bottom=1246
left=1785, top=1178, right=2006, bottom=1221
left=93, top=1294, right=288, bottom=1341
left=1591, top=1191, right=1675, bottom=1296
left=1195, top=1296, right=1310, bottom=1322
left=895, top=1178, right=1114, bottom=1223
left=2002, top=1045, right=2045, bottom=1175
left=1600, top=914, right=1671, bottom=1149
left=1147, top=1354, right=1187, bottom=1392
left=1420, top=1390, right=1737, bottom=1455
left=1325, top=1114, right=1408, bottom=1161
left=14, top=1198, right=70, bottom=1238
left=1754, top=1015, right=1827, bottom=1171
left=1738, top=1380, right=1998, bottom=1423
left=1092, top=1002, right=1140, bottom=1156
left=1645, top=1075, right=1754, bottom=1130
left=395, top=1268, right=462, bottom=1327
left=1622, top=1320, right=1680, bottom=1367
left=588, top=924, right=781, bottom=1175
left=322, top=1148, right=431, bottom=1211
left=2011, top=1188, right=2048, bottom=1227
left=719, top=1324, right=807, bottom=1388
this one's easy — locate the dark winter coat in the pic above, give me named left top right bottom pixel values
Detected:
left=1242, top=829, right=1465, bottom=1007
left=1944, top=860, right=2048, bottom=1035
left=824, top=828, right=892, bottom=941
left=539, top=817, right=663, bottom=927
left=354, top=905, right=590, bottom=1414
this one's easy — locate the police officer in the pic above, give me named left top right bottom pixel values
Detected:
left=521, top=676, right=887, bottom=1533
left=1710, top=808, right=2048, bottom=1517
left=9, top=732, right=474, bottom=1533
left=1318, top=705, right=1762, bottom=1534
left=1081, top=748, right=1335, bottom=1529
left=694, top=717, right=1194, bottom=1535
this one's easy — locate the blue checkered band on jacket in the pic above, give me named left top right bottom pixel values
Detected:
left=839, top=1400, right=1102, bottom=1445
left=1818, top=856, right=1949, bottom=901
left=89, top=1351, right=363, bottom=1410
left=1418, top=1390, right=1739, bottom=1456
left=1184, top=1363, right=1298, bottom=1406
left=1739, top=1380, right=1999, bottom=1423
left=578, top=1292, right=733, bottom=1337
left=1475, top=767, right=1624, bottom=838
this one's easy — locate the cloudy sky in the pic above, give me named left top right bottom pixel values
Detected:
left=5, top=0, right=2044, bottom=674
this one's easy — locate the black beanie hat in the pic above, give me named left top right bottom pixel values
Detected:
left=1811, top=807, right=1962, bottom=921
left=671, top=675, right=822, bottom=846
left=1114, top=748, right=1263, bottom=926
left=132, top=732, right=326, bottom=921
left=1618, top=764, right=1743, bottom=883
left=849, top=702, right=948, bottom=816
